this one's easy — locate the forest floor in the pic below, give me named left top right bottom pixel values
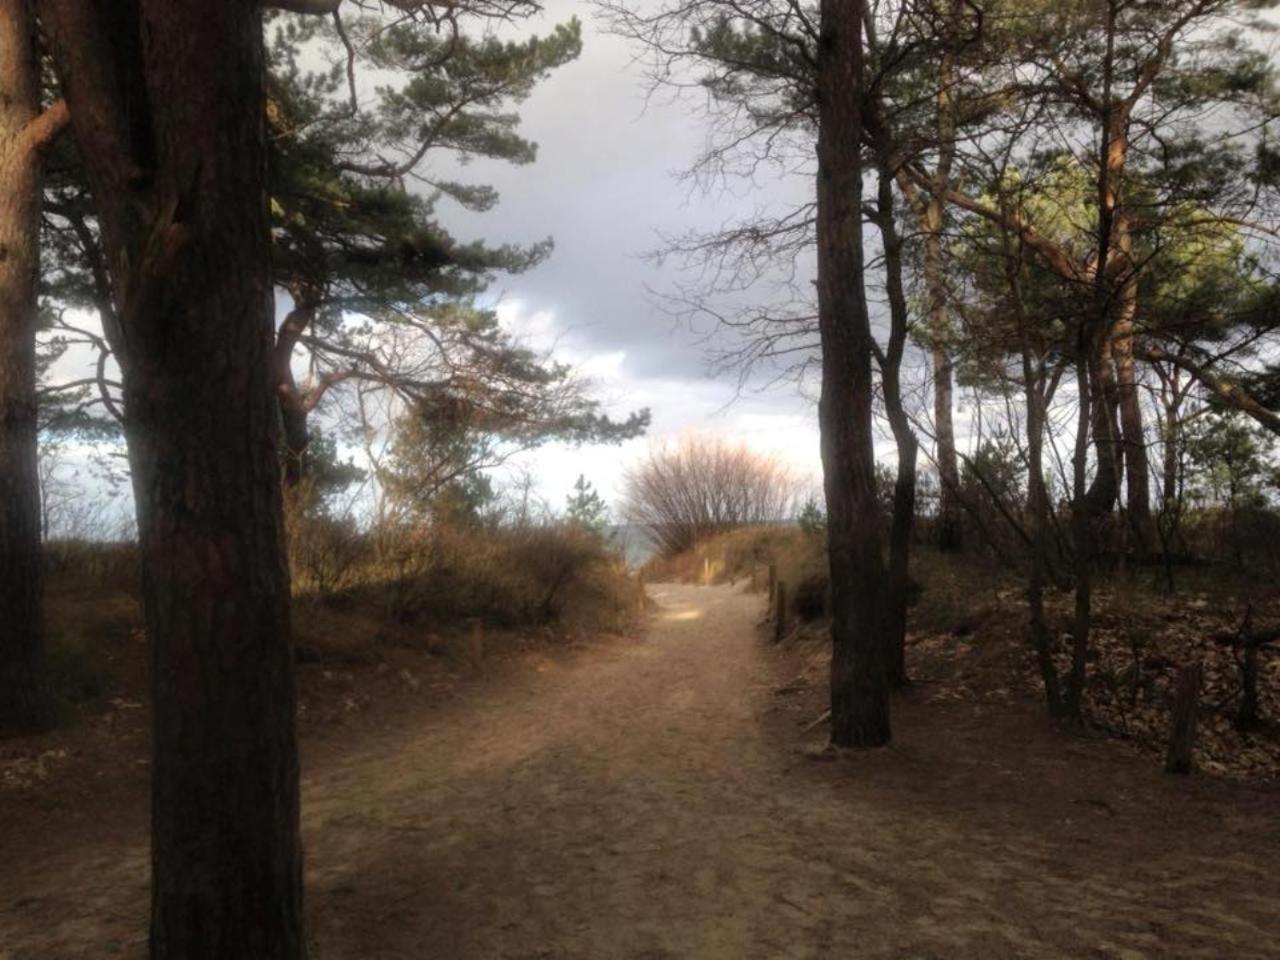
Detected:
left=3, top=582, right=1279, bottom=959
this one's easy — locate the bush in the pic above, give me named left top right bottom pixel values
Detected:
left=43, top=539, right=139, bottom=593
left=792, top=573, right=829, bottom=621
left=44, top=632, right=113, bottom=704
left=287, top=510, right=368, bottom=603
left=624, top=435, right=799, bottom=557
left=321, top=518, right=644, bottom=636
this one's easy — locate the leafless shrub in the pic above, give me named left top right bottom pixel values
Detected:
left=284, top=484, right=370, bottom=603
left=624, top=435, right=799, bottom=557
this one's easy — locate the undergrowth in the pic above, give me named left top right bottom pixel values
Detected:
left=649, top=525, right=1280, bottom=782
left=37, top=520, right=645, bottom=717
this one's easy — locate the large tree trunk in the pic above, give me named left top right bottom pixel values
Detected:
left=0, top=0, right=54, bottom=732
left=816, top=0, right=889, bottom=748
left=41, top=2, right=305, bottom=955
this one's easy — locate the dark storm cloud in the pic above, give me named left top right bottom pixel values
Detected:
left=432, top=0, right=816, bottom=385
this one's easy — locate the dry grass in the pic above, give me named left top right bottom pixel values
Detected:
left=32, top=522, right=646, bottom=727
left=290, top=519, right=646, bottom=635
left=643, top=525, right=821, bottom=590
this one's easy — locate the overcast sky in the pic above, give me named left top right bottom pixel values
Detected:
left=428, top=0, right=830, bottom=511
left=44, top=2, right=901, bottom=532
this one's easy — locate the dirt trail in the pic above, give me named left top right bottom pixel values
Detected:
left=3, top=583, right=1280, bottom=959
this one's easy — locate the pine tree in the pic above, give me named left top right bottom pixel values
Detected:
left=265, top=12, right=587, bottom=485
left=0, top=1, right=68, bottom=731
left=566, top=474, right=609, bottom=532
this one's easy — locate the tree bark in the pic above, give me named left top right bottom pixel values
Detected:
left=1086, top=333, right=1123, bottom=520
left=924, top=213, right=961, bottom=552
left=281, top=397, right=310, bottom=490
left=0, top=0, right=58, bottom=732
left=816, top=0, right=889, bottom=748
left=1069, top=23, right=1127, bottom=723
left=1113, top=295, right=1151, bottom=550
left=1164, top=661, right=1202, bottom=775
left=1067, top=327, right=1095, bottom=724
left=1026, top=375, right=1064, bottom=719
left=1009, top=242, right=1065, bottom=719
left=919, top=0, right=963, bottom=553
left=275, top=299, right=317, bottom=489
left=874, top=160, right=917, bottom=689
left=40, top=1, right=305, bottom=955
left=885, top=423, right=917, bottom=689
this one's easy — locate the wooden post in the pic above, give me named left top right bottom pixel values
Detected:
left=774, top=581, right=787, bottom=643
left=465, top=618, right=486, bottom=674
left=1165, top=661, right=1203, bottom=775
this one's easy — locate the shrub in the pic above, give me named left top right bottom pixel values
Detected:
left=287, top=510, right=368, bottom=603
left=332, top=518, right=643, bottom=635
left=623, top=435, right=799, bottom=557
left=43, top=539, right=140, bottom=593
left=792, top=573, right=829, bottom=621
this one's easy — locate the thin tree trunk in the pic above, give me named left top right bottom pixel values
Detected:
left=1136, top=344, right=1280, bottom=439
left=1067, top=331, right=1095, bottom=724
left=816, top=0, right=889, bottom=748
left=0, top=0, right=60, bottom=731
left=1069, top=21, right=1128, bottom=723
left=1008, top=242, right=1064, bottom=719
left=1086, top=333, right=1123, bottom=519
left=1113, top=279, right=1151, bottom=550
left=1161, top=403, right=1180, bottom=523
left=1154, top=364, right=1185, bottom=592
left=1027, top=385, right=1064, bottom=719
left=924, top=217, right=961, bottom=552
left=874, top=159, right=917, bottom=689
left=921, top=2, right=962, bottom=553
left=1098, top=55, right=1149, bottom=552
left=275, top=299, right=317, bottom=490
left=885, top=431, right=917, bottom=688
left=41, top=1, right=305, bottom=954
left=1235, top=607, right=1260, bottom=732
left=281, top=399, right=310, bottom=489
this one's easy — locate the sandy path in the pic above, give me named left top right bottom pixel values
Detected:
left=3, top=582, right=1279, bottom=958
